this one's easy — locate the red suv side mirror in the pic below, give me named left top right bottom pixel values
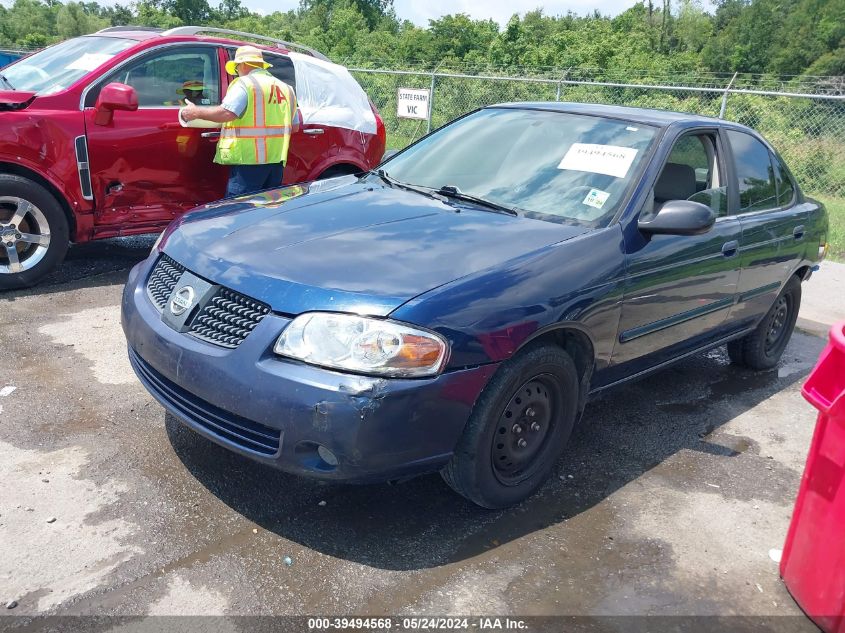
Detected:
left=94, top=82, right=138, bottom=126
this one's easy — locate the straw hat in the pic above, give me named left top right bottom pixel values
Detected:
left=176, top=79, right=205, bottom=95
left=225, top=45, right=272, bottom=75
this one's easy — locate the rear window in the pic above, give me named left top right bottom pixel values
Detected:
left=2, top=36, right=134, bottom=95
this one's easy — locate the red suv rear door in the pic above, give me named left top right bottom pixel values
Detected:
left=82, top=44, right=228, bottom=232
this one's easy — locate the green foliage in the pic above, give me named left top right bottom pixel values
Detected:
left=1, top=0, right=842, bottom=82
left=1, top=0, right=841, bottom=203
left=813, top=194, right=845, bottom=261
left=56, top=2, right=109, bottom=38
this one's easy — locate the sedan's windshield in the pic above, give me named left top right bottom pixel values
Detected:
left=2, top=36, right=135, bottom=95
left=380, top=108, right=658, bottom=227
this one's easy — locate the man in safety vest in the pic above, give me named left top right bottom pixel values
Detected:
left=180, top=45, right=299, bottom=197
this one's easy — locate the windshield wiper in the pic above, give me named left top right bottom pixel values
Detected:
left=434, top=185, right=519, bottom=216
left=370, top=169, right=446, bottom=202
left=0, top=74, right=15, bottom=90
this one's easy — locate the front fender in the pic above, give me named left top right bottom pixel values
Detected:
left=390, top=226, right=627, bottom=372
left=0, top=110, right=93, bottom=234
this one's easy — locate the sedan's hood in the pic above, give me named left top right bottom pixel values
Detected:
left=163, top=178, right=590, bottom=316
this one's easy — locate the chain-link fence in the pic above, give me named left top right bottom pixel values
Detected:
left=351, top=67, right=845, bottom=202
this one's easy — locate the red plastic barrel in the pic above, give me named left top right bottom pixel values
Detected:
left=781, top=320, right=845, bottom=633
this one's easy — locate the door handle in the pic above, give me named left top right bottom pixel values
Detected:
left=793, top=225, right=805, bottom=240
left=201, top=131, right=220, bottom=139
left=721, top=240, right=739, bottom=257
left=303, top=128, right=325, bottom=136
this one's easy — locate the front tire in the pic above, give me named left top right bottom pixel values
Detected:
left=0, top=174, right=69, bottom=290
left=441, top=344, right=580, bottom=509
left=727, top=275, right=801, bottom=370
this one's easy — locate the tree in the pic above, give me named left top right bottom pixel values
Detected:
left=299, top=0, right=393, bottom=30
left=135, top=0, right=183, bottom=28
left=56, top=2, right=108, bottom=38
left=213, top=0, right=248, bottom=22
left=428, top=14, right=497, bottom=63
left=1, top=0, right=57, bottom=45
left=675, top=0, right=713, bottom=53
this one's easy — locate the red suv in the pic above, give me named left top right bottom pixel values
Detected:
left=0, top=26, right=386, bottom=288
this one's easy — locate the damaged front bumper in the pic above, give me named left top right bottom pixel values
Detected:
left=121, top=259, right=498, bottom=483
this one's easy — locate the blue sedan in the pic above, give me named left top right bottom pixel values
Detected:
left=122, top=103, right=828, bottom=508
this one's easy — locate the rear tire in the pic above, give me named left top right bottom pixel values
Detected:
left=441, top=344, right=580, bottom=509
left=727, top=275, right=801, bottom=370
left=0, top=174, right=69, bottom=290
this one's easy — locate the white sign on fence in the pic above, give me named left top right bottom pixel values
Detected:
left=397, top=88, right=430, bottom=120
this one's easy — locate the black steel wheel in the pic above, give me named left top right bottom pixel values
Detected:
left=727, top=275, right=801, bottom=370
left=491, top=375, right=561, bottom=485
left=441, top=344, right=581, bottom=509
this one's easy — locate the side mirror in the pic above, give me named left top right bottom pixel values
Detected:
left=638, top=199, right=716, bottom=236
left=94, top=82, right=138, bottom=126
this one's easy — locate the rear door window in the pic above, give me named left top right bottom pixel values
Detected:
left=726, top=130, right=778, bottom=213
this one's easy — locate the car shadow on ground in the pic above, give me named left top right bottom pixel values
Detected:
left=165, top=334, right=825, bottom=571
left=0, top=235, right=157, bottom=300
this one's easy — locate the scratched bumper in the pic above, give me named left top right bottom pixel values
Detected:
left=121, top=256, right=497, bottom=483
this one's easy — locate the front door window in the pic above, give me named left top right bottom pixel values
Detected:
left=88, top=47, right=221, bottom=108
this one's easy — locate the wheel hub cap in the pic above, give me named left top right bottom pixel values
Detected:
left=1, top=226, right=17, bottom=241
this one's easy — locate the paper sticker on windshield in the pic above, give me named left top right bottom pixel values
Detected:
left=65, top=53, right=115, bottom=72
left=583, top=188, right=610, bottom=210
left=558, top=143, right=639, bottom=179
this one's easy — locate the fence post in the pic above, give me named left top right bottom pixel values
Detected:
left=427, top=70, right=437, bottom=135
left=556, top=67, right=572, bottom=102
left=719, top=71, right=738, bottom=119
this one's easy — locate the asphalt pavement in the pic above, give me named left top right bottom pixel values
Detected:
left=0, top=238, right=843, bottom=627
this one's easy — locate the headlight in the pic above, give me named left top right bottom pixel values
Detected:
left=274, top=313, right=448, bottom=378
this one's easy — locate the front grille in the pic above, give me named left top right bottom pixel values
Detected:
left=129, top=347, right=281, bottom=456
left=146, top=255, right=270, bottom=349
left=189, top=288, right=271, bottom=349
left=147, top=255, right=185, bottom=311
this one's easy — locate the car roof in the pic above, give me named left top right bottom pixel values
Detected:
left=88, top=27, right=328, bottom=61
left=491, top=101, right=727, bottom=128
left=92, top=31, right=293, bottom=53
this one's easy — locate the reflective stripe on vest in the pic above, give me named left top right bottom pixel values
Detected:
left=219, top=126, right=292, bottom=138
left=214, top=69, right=294, bottom=166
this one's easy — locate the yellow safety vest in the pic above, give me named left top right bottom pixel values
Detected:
left=215, top=69, right=295, bottom=166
